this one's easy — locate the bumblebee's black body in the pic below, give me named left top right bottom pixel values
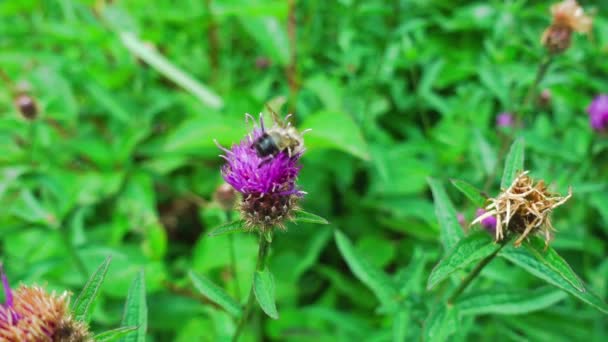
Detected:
left=254, top=133, right=279, bottom=157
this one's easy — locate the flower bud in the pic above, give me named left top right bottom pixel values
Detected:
left=496, top=112, right=514, bottom=128
left=214, top=183, right=237, bottom=211
left=587, top=95, right=608, bottom=133
left=13, top=94, right=38, bottom=120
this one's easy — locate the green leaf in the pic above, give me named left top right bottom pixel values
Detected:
left=120, top=32, right=223, bottom=109
left=71, top=256, right=112, bottom=323
left=428, top=178, right=465, bottom=251
left=291, top=210, right=329, bottom=225
left=253, top=267, right=279, bottom=319
left=189, top=271, right=242, bottom=317
left=207, top=220, right=247, bottom=237
left=427, top=231, right=499, bottom=290
left=393, top=310, right=409, bottom=342
left=456, top=287, right=567, bottom=316
left=302, top=110, right=370, bottom=160
left=423, top=304, right=458, bottom=342
left=500, top=138, right=525, bottom=189
left=524, top=237, right=585, bottom=292
left=450, top=179, right=487, bottom=208
left=95, top=327, right=138, bottom=342
left=240, top=17, right=290, bottom=66
left=334, top=230, right=398, bottom=307
left=119, top=270, right=147, bottom=342
left=500, top=245, right=608, bottom=314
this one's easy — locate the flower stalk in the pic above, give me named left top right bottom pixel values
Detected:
left=232, top=231, right=272, bottom=342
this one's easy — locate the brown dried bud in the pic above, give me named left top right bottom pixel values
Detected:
left=472, top=171, right=572, bottom=247
left=240, top=193, right=298, bottom=231
left=541, top=0, right=592, bottom=53
left=214, top=183, right=237, bottom=211
left=14, top=94, right=38, bottom=120
left=539, top=89, right=552, bottom=107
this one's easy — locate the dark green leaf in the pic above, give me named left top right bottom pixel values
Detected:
left=524, top=237, right=585, bottom=292
left=71, top=256, right=112, bottom=323
left=500, top=138, right=525, bottom=189
left=457, top=287, right=567, bottom=316
left=450, top=179, right=487, bottom=208
left=253, top=267, right=279, bottom=319
left=207, top=220, right=247, bottom=237
left=291, top=210, right=329, bottom=225
left=189, top=271, right=242, bottom=317
left=500, top=245, right=608, bottom=314
left=119, top=270, right=147, bottom=342
left=428, top=178, right=465, bottom=250
left=334, top=230, right=398, bottom=307
left=427, top=231, right=499, bottom=290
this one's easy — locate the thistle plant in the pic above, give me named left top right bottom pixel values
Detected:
left=588, top=95, right=608, bottom=133
left=189, top=111, right=327, bottom=342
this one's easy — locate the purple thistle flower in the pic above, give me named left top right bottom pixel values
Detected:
left=457, top=212, right=466, bottom=228
left=217, top=114, right=305, bottom=230
left=0, top=264, right=20, bottom=325
left=496, top=112, right=514, bottom=128
left=476, top=208, right=497, bottom=235
left=587, top=95, right=608, bottom=132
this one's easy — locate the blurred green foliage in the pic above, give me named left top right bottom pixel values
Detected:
left=0, top=0, right=607, bottom=341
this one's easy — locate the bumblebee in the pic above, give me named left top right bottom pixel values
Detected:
left=252, top=108, right=307, bottom=158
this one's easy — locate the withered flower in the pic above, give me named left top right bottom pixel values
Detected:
left=472, top=171, right=572, bottom=247
left=541, top=0, right=592, bottom=53
left=0, top=266, right=91, bottom=342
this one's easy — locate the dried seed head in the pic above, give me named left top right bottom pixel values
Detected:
left=541, top=0, right=592, bottom=53
left=472, top=171, right=572, bottom=247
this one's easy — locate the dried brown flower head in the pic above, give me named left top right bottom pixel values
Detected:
left=1, top=283, right=92, bottom=342
left=472, top=171, right=572, bottom=247
left=541, top=0, right=592, bottom=53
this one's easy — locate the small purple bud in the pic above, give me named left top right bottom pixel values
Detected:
left=496, top=112, right=514, bottom=128
left=587, top=95, right=608, bottom=132
left=476, top=208, right=497, bottom=235
left=457, top=212, right=466, bottom=228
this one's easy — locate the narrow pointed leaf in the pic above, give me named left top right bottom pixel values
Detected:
left=450, top=179, right=487, bottom=208
left=524, top=237, right=584, bottom=292
left=456, top=287, right=567, bottom=316
left=427, top=231, right=499, bottom=290
left=95, top=327, right=138, bottom=342
left=500, top=138, right=525, bottom=189
left=500, top=245, right=608, bottom=314
left=393, top=310, right=409, bottom=342
left=120, top=32, right=223, bottom=109
left=253, top=268, right=279, bottom=319
left=119, top=271, right=147, bottom=342
left=207, top=220, right=246, bottom=237
left=334, top=230, right=398, bottom=307
left=292, top=210, right=329, bottom=225
left=423, top=304, right=458, bottom=342
left=189, top=271, right=242, bottom=317
left=71, top=256, right=112, bottom=323
left=428, top=178, right=464, bottom=251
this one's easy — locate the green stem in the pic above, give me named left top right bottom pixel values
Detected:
left=232, top=231, right=272, bottom=342
left=226, top=211, right=241, bottom=301
left=59, top=227, right=88, bottom=279
left=520, top=54, right=553, bottom=117
left=447, top=240, right=509, bottom=305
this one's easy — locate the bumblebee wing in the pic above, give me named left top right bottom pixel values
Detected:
left=266, top=104, right=285, bottom=127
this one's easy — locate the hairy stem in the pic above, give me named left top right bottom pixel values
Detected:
left=448, top=239, right=509, bottom=305
left=232, top=231, right=271, bottom=342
